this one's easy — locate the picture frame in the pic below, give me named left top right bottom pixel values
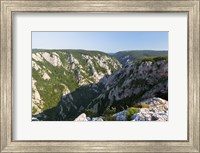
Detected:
left=0, top=0, right=199, bottom=152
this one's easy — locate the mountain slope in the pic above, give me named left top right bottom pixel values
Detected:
left=33, top=56, right=168, bottom=121
left=88, top=56, right=168, bottom=114
left=32, top=49, right=121, bottom=115
left=113, top=50, right=168, bottom=66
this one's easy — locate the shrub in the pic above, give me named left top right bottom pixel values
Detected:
left=134, top=56, right=168, bottom=66
left=104, top=115, right=116, bottom=121
left=134, top=60, right=142, bottom=66
left=141, top=103, right=149, bottom=108
left=104, top=107, right=116, bottom=116
left=153, top=56, right=168, bottom=62
left=103, top=108, right=116, bottom=121
left=126, top=107, right=139, bottom=121
left=141, top=57, right=154, bottom=62
left=133, top=104, right=142, bottom=108
left=134, top=103, right=149, bottom=108
left=32, top=106, right=37, bottom=115
left=84, top=109, right=97, bottom=117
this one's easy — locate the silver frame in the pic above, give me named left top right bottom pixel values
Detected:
left=1, top=0, right=199, bottom=152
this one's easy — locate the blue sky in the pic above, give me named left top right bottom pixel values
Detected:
left=32, top=32, right=168, bottom=53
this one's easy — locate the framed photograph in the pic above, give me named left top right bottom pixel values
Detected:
left=1, top=0, right=199, bottom=152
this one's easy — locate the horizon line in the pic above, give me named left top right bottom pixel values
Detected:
left=32, top=48, right=168, bottom=53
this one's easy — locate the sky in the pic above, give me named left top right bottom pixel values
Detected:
left=32, top=32, right=168, bottom=53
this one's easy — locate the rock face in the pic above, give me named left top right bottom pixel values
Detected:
left=33, top=52, right=62, bottom=66
left=89, top=57, right=168, bottom=114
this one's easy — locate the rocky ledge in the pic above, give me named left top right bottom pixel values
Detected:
left=74, top=97, right=168, bottom=121
left=114, top=97, right=168, bottom=121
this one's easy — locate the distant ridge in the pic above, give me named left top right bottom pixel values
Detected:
left=32, top=48, right=107, bottom=53
left=117, top=50, right=167, bottom=52
left=113, top=50, right=168, bottom=66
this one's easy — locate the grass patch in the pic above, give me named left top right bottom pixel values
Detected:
left=134, top=103, right=149, bottom=108
left=126, top=107, right=139, bottom=121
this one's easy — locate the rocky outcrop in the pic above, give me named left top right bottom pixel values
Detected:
left=62, top=86, right=71, bottom=96
left=131, top=98, right=168, bottom=121
left=74, top=68, right=82, bottom=83
left=74, top=113, right=88, bottom=121
left=42, top=71, right=50, bottom=80
left=113, top=97, right=168, bottom=121
left=32, top=78, right=44, bottom=114
left=38, top=52, right=62, bottom=67
left=74, top=113, right=104, bottom=121
left=68, top=54, right=79, bottom=70
left=94, top=55, right=111, bottom=75
left=113, top=110, right=127, bottom=121
left=82, top=53, right=120, bottom=83
left=32, top=52, right=44, bottom=62
left=32, top=61, right=41, bottom=71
